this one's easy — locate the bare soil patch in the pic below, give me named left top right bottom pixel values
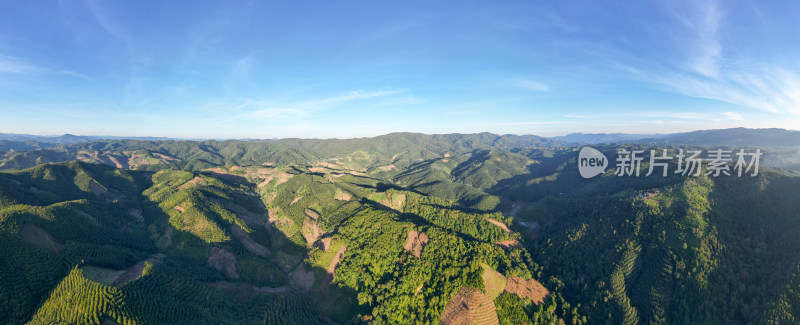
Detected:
left=496, top=240, right=523, bottom=249
left=207, top=247, right=239, bottom=279
left=106, top=155, right=125, bottom=169
left=504, top=276, right=549, bottom=305
left=327, top=245, right=347, bottom=275
left=379, top=192, right=406, bottom=212
left=318, top=236, right=333, bottom=251
left=486, top=219, right=511, bottom=232
left=403, top=230, right=429, bottom=258
left=178, top=176, right=203, bottom=189
left=275, top=172, right=293, bottom=185
left=304, top=208, right=321, bottom=220
left=377, top=164, right=395, bottom=171
left=334, top=189, right=352, bottom=201
left=301, top=218, right=323, bottom=246
left=440, top=286, right=499, bottom=325
left=111, top=254, right=166, bottom=286
left=257, top=176, right=274, bottom=188
left=153, top=152, right=182, bottom=162
left=20, top=224, right=63, bottom=253
left=229, top=224, right=270, bottom=257
left=290, top=196, right=303, bottom=205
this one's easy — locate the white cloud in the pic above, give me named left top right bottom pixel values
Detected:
left=565, top=113, right=594, bottom=119
left=724, top=111, right=742, bottom=120
left=688, top=2, right=722, bottom=78
left=311, top=90, right=404, bottom=105
left=629, top=1, right=800, bottom=117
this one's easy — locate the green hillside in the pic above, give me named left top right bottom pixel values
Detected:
left=1, top=132, right=799, bottom=324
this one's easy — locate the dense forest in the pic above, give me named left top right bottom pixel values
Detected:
left=1, top=131, right=799, bottom=324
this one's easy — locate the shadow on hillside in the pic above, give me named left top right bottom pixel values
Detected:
left=138, top=167, right=364, bottom=323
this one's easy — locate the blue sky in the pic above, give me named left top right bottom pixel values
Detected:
left=1, top=1, right=799, bottom=139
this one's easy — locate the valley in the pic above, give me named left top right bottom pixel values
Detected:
left=0, top=130, right=799, bottom=324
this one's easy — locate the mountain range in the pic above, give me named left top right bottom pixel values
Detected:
left=1, top=128, right=799, bottom=324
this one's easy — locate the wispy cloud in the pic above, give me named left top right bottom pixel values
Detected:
left=0, top=55, right=40, bottom=74
left=512, top=79, right=549, bottom=92
left=687, top=2, right=722, bottom=78
left=626, top=1, right=800, bottom=116
left=0, top=54, right=92, bottom=82
left=649, top=67, right=800, bottom=115
left=84, top=0, right=132, bottom=47
left=226, top=89, right=406, bottom=121
left=59, top=69, right=93, bottom=81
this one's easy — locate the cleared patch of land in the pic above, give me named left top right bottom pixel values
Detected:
left=326, top=245, right=347, bottom=275
left=229, top=224, right=270, bottom=257
left=208, top=247, right=239, bottom=279
left=83, top=254, right=166, bottom=286
left=486, top=219, right=510, bottom=232
left=439, top=286, right=499, bottom=325
left=495, top=240, right=523, bottom=249
left=289, top=264, right=315, bottom=291
left=482, top=266, right=507, bottom=300
left=301, top=218, right=323, bottom=245
left=20, top=224, right=63, bottom=253
left=504, top=276, right=549, bottom=305
left=403, top=230, right=429, bottom=258
left=88, top=180, right=107, bottom=195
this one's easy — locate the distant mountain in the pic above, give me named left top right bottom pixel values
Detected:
left=0, top=132, right=562, bottom=171
left=0, top=133, right=177, bottom=144
left=552, top=132, right=666, bottom=144
left=635, top=127, right=800, bottom=148
left=553, top=128, right=800, bottom=148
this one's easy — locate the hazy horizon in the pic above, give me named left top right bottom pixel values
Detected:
left=3, top=126, right=800, bottom=142
left=2, top=1, right=800, bottom=138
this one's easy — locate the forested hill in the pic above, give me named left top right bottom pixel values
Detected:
left=0, top=132, right=560, bottom=171
left=4, top=128, right=800, bottom=172
left=2, top=130, right=800, bottom=324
